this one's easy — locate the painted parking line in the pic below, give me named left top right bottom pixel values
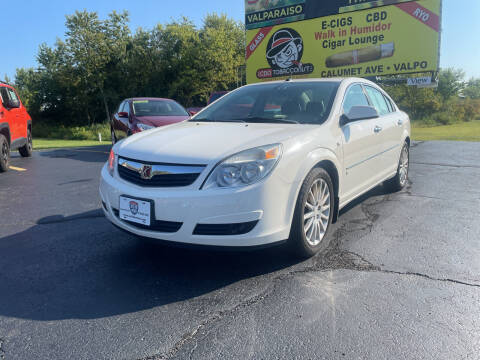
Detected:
left=9, top=166, right=27, bottom=172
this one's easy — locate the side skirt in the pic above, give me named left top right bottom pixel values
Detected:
left=10, top=137, right=27, bottom=150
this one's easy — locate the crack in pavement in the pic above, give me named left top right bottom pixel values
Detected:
left=138, top=288, right=274, bottom=360
left=411, top=162, right=480, bottom=169
left=139, top=243, right=480, bottom=360
left=0, top=338, right=5, bottom=360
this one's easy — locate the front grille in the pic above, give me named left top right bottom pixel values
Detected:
left=112, top=208, right=182, bottom=233
left=118, top=166, right=199, bottom=187
left=193, top=221, right=259, bottom=236
left=117, top=157, right=205, bottom=188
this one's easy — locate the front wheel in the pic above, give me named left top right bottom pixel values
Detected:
left=288, top=167, right=334, bottom=258
left=385, top=142, right=409, bottom=192
left=0, top=134, right=10, bottom=172
left=19, top=129, right=33, bottom=157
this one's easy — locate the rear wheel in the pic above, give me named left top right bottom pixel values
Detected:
left=19, top=128, right=33, bottom=157
left=0, top=134, right=10, bottom=172
left=288, top=168, right=334, bottom=258
left=385, top=142, right=409, bottom=192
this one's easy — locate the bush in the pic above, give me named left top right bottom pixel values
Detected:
left=432, top=111, right=455, bottom=125
left=33, top=122, right=111, bottom=141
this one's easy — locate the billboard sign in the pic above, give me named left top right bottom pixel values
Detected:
left=245, top=0, right=423, bottom=30
left=246, top=0, right=441, bottom=83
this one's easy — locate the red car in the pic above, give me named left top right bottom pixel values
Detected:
left=111, top=98, right=190, bottom=144
left=0, top=81, right=33, bottom=172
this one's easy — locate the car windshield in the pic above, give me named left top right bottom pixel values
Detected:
left=209, top=92, right=227, bottom=103
left=132, top=100, right=188, bottom=117
left=192, top=81, right=340, bottom=125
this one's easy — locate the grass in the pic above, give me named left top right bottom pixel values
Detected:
left=411, top=120, right=480, bottom=142
left=30, top=120, right=479, bottom=149
left=33, top=139, right=109, bottom=150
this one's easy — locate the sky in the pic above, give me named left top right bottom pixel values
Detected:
left=1, top=0, right=479, bottom=81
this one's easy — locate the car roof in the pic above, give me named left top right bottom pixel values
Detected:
left=0, top=81, right=15, bottom=89
left=126, top=97, right=178, bottom=102
left=245, top=77, right=376, bottom=87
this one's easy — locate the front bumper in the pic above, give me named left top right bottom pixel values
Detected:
left=99, top=164, right=297, bottom=247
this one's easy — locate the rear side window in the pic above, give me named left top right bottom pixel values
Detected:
left=7, top=88, right=19, bottom=103
left=383, top=94, right=395, bottom=112
left=122, top=102, right=130, bottom=115
left=364, top=86, right=389, bottom=116
left=343, top=84, right=369, bottom=114
left=117, top=101, right=125, bottom=113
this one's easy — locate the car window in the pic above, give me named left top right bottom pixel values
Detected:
left=383, top=94, right=395, bottom=113
left=7, top=88, right=19, bottom=103
left=117, top=101, right=125, bottom=113
left=0, top=87, right=5, bottom=105
left=343, top=84, right=369, bottom=114
left=365, top=86, right=389, bottom=116
left=122, top=101, right=130, bottom=115
left=132, top=100, right=188, bottom=116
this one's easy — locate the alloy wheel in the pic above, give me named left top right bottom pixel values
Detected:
left=303, top=178, right=331, bottom=246
left=27, top=131, right=32, bottom=151
left=399, top=146, right=409, bottom=187
left=2, top=142, right=7, bottom=161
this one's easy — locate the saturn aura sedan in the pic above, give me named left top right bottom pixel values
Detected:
left=100, top=78, right=410, bottom=258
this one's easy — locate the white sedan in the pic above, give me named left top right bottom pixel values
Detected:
left=100, top=78, right=410, bottom=257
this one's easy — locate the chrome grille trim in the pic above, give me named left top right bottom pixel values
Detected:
left=118, top=158, right=205, bottom=175
left=117, top=157, right=206, bottom=187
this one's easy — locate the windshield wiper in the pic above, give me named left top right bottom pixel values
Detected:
left=243, top=116, right=299, bottom=124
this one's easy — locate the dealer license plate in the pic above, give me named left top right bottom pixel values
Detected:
left=119, top=196, right=151, bottom=226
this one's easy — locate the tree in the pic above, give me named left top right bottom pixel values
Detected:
left=436, top=68, right=465, bottom=101
left=463, top=78, right=480, bottom=99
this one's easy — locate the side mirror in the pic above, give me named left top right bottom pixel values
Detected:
left=341, top=106, right=379, bottom=126
left=118, top=111, right=128, bottom=118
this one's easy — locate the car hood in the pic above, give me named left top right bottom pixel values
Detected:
left=115, top=121, right=310, bottom=164
left=135, top=115, right=189, bottom=127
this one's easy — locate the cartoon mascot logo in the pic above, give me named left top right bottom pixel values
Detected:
left=266, top=29, right=303, bottom=69
left=257, top=28, right=314, bottom=79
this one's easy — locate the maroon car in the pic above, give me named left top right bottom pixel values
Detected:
left=111, top=98, right=190, bottom=144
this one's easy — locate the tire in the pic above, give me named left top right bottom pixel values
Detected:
left=111, top=128, right=117, bottom=145
left=0, top=134, right=10, bottom=172
left=19, top=128, right=33, bottom=157
left=384, top=142, right=409, bottom=192
left=288, top=167, right=335, bottom=258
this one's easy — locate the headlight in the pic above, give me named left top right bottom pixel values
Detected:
left=136, top=123, right=154, bottom=131
left=107, top=148, right=116, bottom=177
left=203, top=144, right=282, bottom=189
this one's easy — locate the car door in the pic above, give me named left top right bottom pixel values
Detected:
left=1, top=87, right=22, bottom=142
left=364, top=86, right=399, bottom=176
left=7, top=87, right=27, bottom=141
left=0, top=86, right=10, bottom=130
left=113, top=101, right=129, bottom=141
left=340, top=84, right=383, bottom=201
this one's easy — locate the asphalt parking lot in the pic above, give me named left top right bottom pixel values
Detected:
left=0, top=141, right=479, bottom=360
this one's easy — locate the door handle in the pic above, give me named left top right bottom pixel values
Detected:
left=397, top=119, right=403, bottom=126
left=374, top=126, right=383, bottom=133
